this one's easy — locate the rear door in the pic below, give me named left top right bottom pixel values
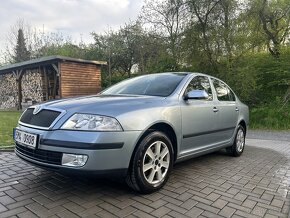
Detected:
left=211, top=78, right=239, bottom=143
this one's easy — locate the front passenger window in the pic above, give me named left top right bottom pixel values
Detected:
left=185, top=76, right=213, bottom=101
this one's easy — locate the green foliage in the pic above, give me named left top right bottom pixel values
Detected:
left=38, top=42, right=88, bottom=59
left=223, top=65, right=259, bottom=105
left=247, top=0, right=290, bottom=57
left=250, top=104, right=290, bottom=130
left=252, top=52, right=290, bottom=103
left=101, top=74, right=132, bottom=89
left=0, top=111, right=21, bottom=147
left=145, top=55, right=180, bottom=73
left=13, top=29, right=30, bottom=63
left=197, top=46, right=288, bottom=106
left=91, top=22, right=146, bottom=77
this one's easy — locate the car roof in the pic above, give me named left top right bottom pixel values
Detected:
left=161, top=72, right=210, bottom=77
left=167, top=72, right=225, bottom=81
left=141, top=72, right=225, bottom=82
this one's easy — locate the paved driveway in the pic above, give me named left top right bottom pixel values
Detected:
left=0, top=136, right=290, bottom=218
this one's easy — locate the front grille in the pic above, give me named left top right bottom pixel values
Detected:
left=20, top=108, right=61, bottom=128
left=16, top=143, right=62, bottom=165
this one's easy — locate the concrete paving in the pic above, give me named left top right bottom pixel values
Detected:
left=0, top=137, right=289, bottom=217
left=247, top=130, right=290, bottom=142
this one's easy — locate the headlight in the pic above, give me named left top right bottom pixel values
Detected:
left=61, top=113, right=123, bottom=131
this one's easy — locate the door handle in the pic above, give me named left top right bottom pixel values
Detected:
left=235, top=107, right=239, bottom=112
left=213, top=107, right=219, bottom=113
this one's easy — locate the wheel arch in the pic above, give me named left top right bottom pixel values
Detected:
left=238, top=119, right=247, bottom=134
left=129, top=122, right=178, bottom=169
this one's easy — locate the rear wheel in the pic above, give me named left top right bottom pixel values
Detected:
left=126, top=131, right=173, bottom=193
left=227, top=125, right=245, bottom=157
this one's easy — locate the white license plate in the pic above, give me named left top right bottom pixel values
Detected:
left=14, top=129, right=38, bottom=149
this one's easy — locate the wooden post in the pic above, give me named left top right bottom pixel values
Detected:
left=43, top=67, right=49, bottom=101
left=12, top=69, right=23, bottom=110
left=58, top=62, right=62, bottom=98
left=52, top=63, right=59, bottom=99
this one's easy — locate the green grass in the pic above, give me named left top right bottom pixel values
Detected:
left=0, top=111, right=21, bottom=147
left=250, top=104, right=290, bottom=130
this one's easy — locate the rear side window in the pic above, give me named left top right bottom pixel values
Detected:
left=212, top=79, right=235, bottom=101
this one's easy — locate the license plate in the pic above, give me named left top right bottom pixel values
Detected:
left=13, top=129, right=38, bottom=149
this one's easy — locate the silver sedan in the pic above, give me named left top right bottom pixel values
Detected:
left=14, top=72, right=249, bottom=193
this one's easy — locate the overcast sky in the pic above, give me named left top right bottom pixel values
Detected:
left=0, top=0, right=143, bottom=60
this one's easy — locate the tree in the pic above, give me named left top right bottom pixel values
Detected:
left=91, top=22, right=146, bottom=79
left=2, top=19, right=33, bottom=64
left=13, top=28, right=31, bottom=63
left=248, top=0, right=290, bottom=57
left=32, top=31, right=72, bottom=58
left=141, top=0, right=187, bottom=67
left=186, top=0, right=222, bottom=72
left=37, top=42, right=86, bottom=59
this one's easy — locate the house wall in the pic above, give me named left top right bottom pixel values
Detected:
left=60, top=61, right=102, bottom=97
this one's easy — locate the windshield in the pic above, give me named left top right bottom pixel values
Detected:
left=101, top=73, right=186, bottom=97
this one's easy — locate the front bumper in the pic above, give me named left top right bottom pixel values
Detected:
left=14, top=125, right=142, bottom=175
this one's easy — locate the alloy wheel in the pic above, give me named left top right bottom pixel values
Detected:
left=142, top=141, right=170, bottom=185
left=236, top=128, right=245, bottom=153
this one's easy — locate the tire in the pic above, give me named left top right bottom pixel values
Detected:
left=226, top=125, right=246, bottom=157
left=126, top=131, right=174, bottom=194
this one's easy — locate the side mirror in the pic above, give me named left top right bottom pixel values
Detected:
left=184, top=90, right=209, bottom=100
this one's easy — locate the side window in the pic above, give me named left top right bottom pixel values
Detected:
left=212, top=79, right=235, bottom=101
left=228, top=88, right=236, bottom=101
left=185, top=76, right=213, bottom=101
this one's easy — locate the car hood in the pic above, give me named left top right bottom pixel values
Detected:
left=41, top=95, right=165, bottom=117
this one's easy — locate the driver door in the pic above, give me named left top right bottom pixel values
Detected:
left=180, top=75, right=218, bottom=155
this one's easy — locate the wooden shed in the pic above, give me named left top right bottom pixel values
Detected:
left=0, top=56, right=106, bottom=110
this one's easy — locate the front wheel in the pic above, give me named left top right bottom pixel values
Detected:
left=226, top=125, right=246, bottom=157
left=126, top=131, right=174, bottom=193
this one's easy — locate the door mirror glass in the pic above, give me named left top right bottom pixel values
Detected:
left=184, top=90, right=209, bottom=100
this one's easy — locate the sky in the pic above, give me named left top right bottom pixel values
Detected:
left=0, top=0, right=144, bottom=61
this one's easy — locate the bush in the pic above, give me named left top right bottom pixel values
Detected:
left=250, top=103, right=290, bottom=129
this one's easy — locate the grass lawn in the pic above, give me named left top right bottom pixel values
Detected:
left=250, top=105, right=290, bottom=130
left=0, top=111, right=21, bottom=147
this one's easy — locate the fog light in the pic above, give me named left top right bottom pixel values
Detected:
left=62, top=154, right=88, bottom=167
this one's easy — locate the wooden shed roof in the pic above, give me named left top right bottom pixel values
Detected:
left=0, top=55, right=107, bottom=75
